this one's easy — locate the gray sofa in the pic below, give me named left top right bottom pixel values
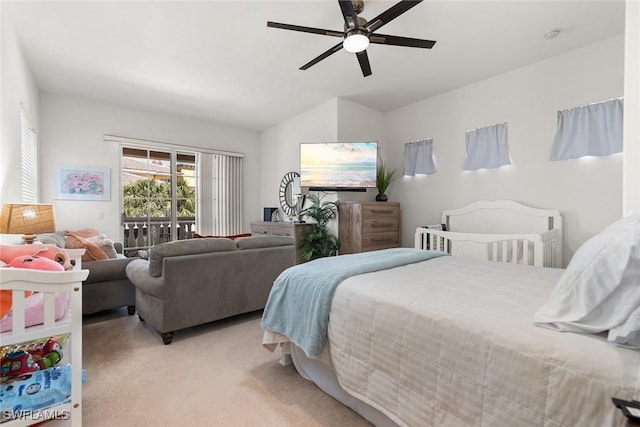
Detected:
left=82, top=242, right=137, bottom=315
left=125, top=235, right=295, bottom=344
left=34, top=232, right=137, bottom=315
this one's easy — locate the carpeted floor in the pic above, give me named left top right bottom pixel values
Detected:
left=82, top=309, right=371, bottom=427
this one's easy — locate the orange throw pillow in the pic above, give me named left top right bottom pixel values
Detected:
left=64, top=229, right=108, bottom=262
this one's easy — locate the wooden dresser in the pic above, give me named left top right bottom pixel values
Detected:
left=250, top=221, right=314, bottom=264
left=338, top=201, right=400, bottom=254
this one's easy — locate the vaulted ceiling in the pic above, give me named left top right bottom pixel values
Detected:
left=4, top=1, right=625, bottom=132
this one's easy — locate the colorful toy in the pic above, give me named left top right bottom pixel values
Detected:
left=25, top=338, right=63, bottom=370
left=0, top=246, right=69, bottom=319
left=0, top=350, right=38, bottom=379
left=1, top=337, right=64, bottom=382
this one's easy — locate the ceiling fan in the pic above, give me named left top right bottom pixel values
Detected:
left=267, top=0, right=436, bottom=77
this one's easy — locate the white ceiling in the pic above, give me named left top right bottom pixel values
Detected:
left=4, top=0, right=625, bottom=132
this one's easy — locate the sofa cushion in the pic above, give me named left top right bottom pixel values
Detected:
left=148, top=238, right=237, bottom=277
left=235, top=235, right=295, bottom=250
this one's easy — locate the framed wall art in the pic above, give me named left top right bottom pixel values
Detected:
left=53, top=165, right=110, bottom=201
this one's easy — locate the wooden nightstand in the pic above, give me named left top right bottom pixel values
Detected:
left=338, top=201, right=400, bottom=254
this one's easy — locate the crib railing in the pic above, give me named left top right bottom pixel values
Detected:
left=415, top=228, right=560, bottom=268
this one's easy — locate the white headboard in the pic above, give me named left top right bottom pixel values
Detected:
left=442, top=200, right=562, bottom=236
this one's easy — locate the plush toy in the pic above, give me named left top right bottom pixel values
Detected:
left=0, top=245, right=69, bottom=320
left=0, top=244, right=71, bottom=270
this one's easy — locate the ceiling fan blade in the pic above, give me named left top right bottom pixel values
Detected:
left=300, top=42, right=344, bottom=70
left=366, top=0, right=423, bottom=33
left=356, top=50, right=372, bottom=77
left=338, top=0, right=360, bottom=29
left=370, top=33, right=436, bottom=49
left=267, top=21, right=343, bottom=38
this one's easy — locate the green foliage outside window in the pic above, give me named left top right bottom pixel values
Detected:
left=123, top=178, right=196, bottom=217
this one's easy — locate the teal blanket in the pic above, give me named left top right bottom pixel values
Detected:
left=261, top=248, right=447, bottom=357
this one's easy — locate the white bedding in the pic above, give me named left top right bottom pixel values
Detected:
left=288, top=256, right=640, bottom=427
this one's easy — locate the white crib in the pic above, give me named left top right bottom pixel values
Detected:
left=0, top=250, right=88, bottom=426
left=415, top=200, right=563, bottom=268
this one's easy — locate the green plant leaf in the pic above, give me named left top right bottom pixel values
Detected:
left=376, top=161, right=396, bottom=193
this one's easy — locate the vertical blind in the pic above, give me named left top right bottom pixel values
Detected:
left=21, top=109, right=38, bottom=203
left=404, top=139, right=436, bottom=176
left=198, top=153, right=244, bottom=236
left=463, top=122, right=511, bottom=170
left=550, top=98, right=624, bottom=161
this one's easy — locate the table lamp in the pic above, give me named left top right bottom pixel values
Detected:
left=0, top=203, right=56, bottom=244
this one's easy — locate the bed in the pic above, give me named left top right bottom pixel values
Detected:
left=261, top=215, right=640, bottom=427
left=416, top=200, right=562, bottom=268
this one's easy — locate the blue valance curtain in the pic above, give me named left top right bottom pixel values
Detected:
left=404, top=139, right=436, bottom=176
left=550, top=98, right=624, bottom=161
left=463, top=123, right=510, bottom=170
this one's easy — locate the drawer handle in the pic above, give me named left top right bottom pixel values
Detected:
left=371, top=209, right=394, bottom=214
left=371, top=222, right=394, bottom=228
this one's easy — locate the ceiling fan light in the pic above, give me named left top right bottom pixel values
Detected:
left=343, top=32, right=369, bottom=53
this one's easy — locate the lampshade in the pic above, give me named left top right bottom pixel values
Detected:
left=0, top=203, right=56, bottom=244
left=343, top=31, right=369, bottom=53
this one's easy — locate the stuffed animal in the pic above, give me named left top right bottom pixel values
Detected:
left=0, top=244, right=71, bottom=270
left=0, top=245, right=69, bottom=320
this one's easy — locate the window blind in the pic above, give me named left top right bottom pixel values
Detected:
left=197, top=153, right=244, bottom=236
left=21, top=109, right=38, bottom=203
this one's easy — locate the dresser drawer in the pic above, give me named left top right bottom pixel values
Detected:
left=251, top=223, right=270, bottom=235
left=362, top=204, right=399, bottom=219
left=362, top=218, right=398, bottom=234
left=361, top=232, right=400, bottom=252
left=269, top=224, right=294, bottom=237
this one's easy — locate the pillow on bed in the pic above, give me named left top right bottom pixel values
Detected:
left=533, top=215, right=640, bottom=334
left=608, top=304, right=640, bottom=348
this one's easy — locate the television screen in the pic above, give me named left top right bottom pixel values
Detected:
left=300, top=142, right=378, bottom=190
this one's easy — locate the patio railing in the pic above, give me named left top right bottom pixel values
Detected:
left=123, top=216, right=195, bottom=256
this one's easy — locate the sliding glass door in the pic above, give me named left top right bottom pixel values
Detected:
left=121, top=147, right=196, bottom=255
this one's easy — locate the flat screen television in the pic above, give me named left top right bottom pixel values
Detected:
left=300, top=142, right=378, bottom=191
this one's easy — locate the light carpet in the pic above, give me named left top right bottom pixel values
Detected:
left=82, top=309, right=371, bottom=427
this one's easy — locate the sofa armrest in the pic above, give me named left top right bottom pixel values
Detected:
left=84, top=256, right=138, bottom=283
left=126, top=259, right=168, bottom=298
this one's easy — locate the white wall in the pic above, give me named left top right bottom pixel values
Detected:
left=385, top=35, right=624, bottom=265
left=259, top=97, right=386, bottom=241
left=623, top=1, right=640, bottom=215
left=335, top=98, right=386, bottom=204
left=39, top=93, right=261, bottom=240
left=260, top=98, right=339, bottom=219
left=0, top=7, right=39, bottom=204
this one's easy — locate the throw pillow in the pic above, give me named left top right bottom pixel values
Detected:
left=34, top=231, right=66, bottom=248
left=85, top=235, right=118, bottom=259
left=64, top=228, right=117, bottom=262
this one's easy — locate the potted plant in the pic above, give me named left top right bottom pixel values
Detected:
left=376, top=161, right=396, bottom=202
left=298, top=194, right=340, bottom=261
